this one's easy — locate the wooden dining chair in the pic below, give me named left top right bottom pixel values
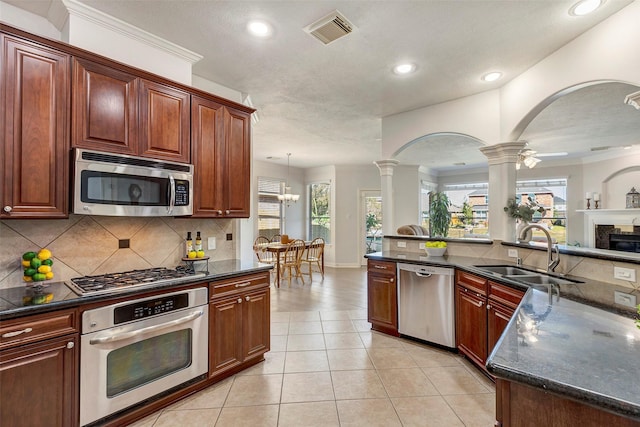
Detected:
left=302, top=237, right=325, bottom=280
left=253, top=236, right=274, bottom=264
left=279, top=239, right=306, bottom=285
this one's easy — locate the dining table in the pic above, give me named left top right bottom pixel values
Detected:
left=261, top=241, right=324, bottom=288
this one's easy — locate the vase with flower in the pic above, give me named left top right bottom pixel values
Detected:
left=504, top=196, right=546, bottom=242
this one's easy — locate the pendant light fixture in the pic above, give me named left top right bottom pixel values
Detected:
left=278, top=153, right=300, bottom=206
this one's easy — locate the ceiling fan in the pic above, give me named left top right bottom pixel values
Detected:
left=516, top=149, right=541, bottom=170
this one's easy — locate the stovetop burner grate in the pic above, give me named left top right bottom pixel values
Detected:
left=67, top=266, right=203, bottom=296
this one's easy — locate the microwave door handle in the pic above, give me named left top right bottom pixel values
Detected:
left=168, top=175, right=175, bottom=215
left=89, top=309, right=204, bottom=345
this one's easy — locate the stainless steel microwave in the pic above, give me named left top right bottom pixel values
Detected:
left=73, top=149, right=193, bottom=217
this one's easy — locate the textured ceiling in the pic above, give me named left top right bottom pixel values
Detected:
left=5, top=0, right=639, bottom=169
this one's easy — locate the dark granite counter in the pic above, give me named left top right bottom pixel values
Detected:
left=487, top=288, right=640, bottom=420
left=0, top=259, right=272, bottom=320
left=365, top=250, right=640, bottom=421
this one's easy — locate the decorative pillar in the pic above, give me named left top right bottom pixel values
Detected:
left=479, top=142, right=527, bottom=242
left=374, top=159, right=400, bottom=236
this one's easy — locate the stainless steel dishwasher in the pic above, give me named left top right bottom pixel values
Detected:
left=397, top=263, right=455, bottom=349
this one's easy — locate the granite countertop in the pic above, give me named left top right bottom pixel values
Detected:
left=486, top=288, right=640, bottom=420
left=366, top=250, right=640, bottom=420
left=0, top=259, right=272, bottom=320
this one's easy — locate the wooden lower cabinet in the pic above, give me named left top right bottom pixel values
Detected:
left=0, top=323, right=78, bottom=427
left=367, top=259, right=398, bottom=336
left=209, top=274, right=270, bottom=379
left=455, top=271, right=524, bottom=375
left=495, top=379, right=640, bottom=427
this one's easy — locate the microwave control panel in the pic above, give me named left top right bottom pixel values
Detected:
left=174, top=180, right=190, bottom=206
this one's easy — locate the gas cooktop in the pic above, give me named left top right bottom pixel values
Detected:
left=66, top=267, right=205, bottom=296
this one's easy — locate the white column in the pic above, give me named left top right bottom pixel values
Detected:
left=374, top=159, right=400, bottom=236
left=479, top=142, right=526, bottom=241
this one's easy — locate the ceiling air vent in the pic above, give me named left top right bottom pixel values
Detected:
left=304, top=10, right=355, bottom=45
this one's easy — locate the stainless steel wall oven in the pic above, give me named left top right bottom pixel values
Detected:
left=80, top=288, right=208, bottom=426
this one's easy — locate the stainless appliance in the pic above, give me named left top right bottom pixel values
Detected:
left=80, top=287, right=208, bottom=426
left=73, top=149, right=193, bottom=217
left=67, top=267, right=204, bottom=296
left=397, top=263, right=455, bottom=349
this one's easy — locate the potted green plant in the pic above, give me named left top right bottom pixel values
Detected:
left=430, top=192, right=451, bottom=237
left=504, top=196, right=546, bottom=241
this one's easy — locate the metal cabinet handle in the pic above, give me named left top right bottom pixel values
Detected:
left=237, top=298, right=242, bottom=304
left=245, top=296, right=250, bottom=301
left=217, top=210, right=223, bottom=215
left=486, top=304, right=492, bottom=310
left=389, top=278, right=394, bottom=283
left=2, top=327, right=33, bottom=338
left=67, top=341, right=74, bottom=349
left=225, top=210, right=230, bottom=214
left=3, top=206, right=12, bottom=213
left=374, top=265, right=387, bottom=270
left=235, top=282, right=251, bottom=288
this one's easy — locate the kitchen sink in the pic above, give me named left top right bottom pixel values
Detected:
left=474, top=264, right=584, bottom=287
left=475, top=265, right=536, bottom=276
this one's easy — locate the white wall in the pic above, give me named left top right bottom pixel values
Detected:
left=392, top=166, right=422, bottom=230
left=0, top=1, right=61, bottom=39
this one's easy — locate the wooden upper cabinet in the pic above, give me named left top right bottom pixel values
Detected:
left=72, top=58, right=139, bottom=155
left=1, top=35, right=70, bottom=219
left=139, top=79, right=190, bottom=163
left=191, top=96, right=251, bottom=218
left=72, top=59, right=190, bottom=162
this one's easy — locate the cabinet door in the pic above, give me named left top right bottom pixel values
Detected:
left=243, top=289, right=270, bottom=361
left=139, top=79, right=190, bottom=163
left=222, top=107, right=251, bottom=217
left=488, top=301, right=514, bottom=353
left=367, top=272, right=398, bottom=335
left=455, top=285, right=488, bottom=366
left=72, top=58, right=139, bottom=155
left=1, top=35, right=69, bottom=218
left=209, top=296, right=243, bottom=377
left=191, top=95, right=224, bottom=217
left=0, top=335, right=78, bottom=427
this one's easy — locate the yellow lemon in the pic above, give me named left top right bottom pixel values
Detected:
left=37, top=248, right=52, bottom=260
left=45, top=271, right=54, bottom=280
left=188, top=251, right=197, bottom=259
left=196, top=250, right=205, bottom=258
left=23, top=275, right=33, bottom=282
left=22, top=260, right=31, bottom=268
left=38, top=265, right=52, bottom=274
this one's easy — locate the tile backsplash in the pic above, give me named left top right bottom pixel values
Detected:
left=0, top=215, right=236, bottom=290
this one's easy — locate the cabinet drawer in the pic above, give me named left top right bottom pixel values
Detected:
left=0, top=309, right=78, bottom=350
left=367, top=260, right=396, bottom=275
left=489, top=281, right=525, bottom=309
left=456, top=271, right=488, bottom=295
left=210, top=272, right=270, bottom=298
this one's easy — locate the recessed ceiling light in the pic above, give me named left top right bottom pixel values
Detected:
left=569, top=0, right=603, bottom=16
left=481, top=72, right=502, bottom=82
left=393, top=63, right=416, bottom=75
left=247, top=20, right=272, bottom=37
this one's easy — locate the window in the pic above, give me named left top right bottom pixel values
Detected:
left=420, top=180, right=436, bottom=230
left=257, top=177, right=284, bottom=240
left=443, top=183, right=489, bottom=238
left=309, top=182, right=331, bottom=243
left=516, top=179, right=567, bottom=244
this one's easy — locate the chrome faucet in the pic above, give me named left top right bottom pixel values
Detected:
left=518, top=223, right=560, bottom=273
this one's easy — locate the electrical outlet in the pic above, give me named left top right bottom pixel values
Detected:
left=614, top=267, right=636, bottom=282
left=508, top=249, right=518, bottom=258
left=614, top=291, right=637, bottom=308
left=397, top=241, right=406, bottom=248
left=208, top=237, right=216, bottom=250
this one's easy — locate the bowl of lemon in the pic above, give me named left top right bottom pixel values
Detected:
left=424, top=241, right=447, bottom=257
left=22, top=248, right=54, bottom=283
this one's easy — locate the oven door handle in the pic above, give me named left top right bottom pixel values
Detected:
left=89, top=309, right=204, bottom=345
left=167, top=175, right=176, bottom=215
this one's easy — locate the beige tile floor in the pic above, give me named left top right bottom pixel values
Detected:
left=131, top=267, right=496, bottom=426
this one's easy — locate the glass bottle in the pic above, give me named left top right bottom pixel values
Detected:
left=186, top=232, right=193, bottom=255
left=195, top=231, right=202, bottom=252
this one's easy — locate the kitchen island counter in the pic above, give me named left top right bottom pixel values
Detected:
left=0, top=259, right=272, bottom=320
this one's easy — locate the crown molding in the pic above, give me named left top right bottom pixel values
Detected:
left=61, top=0, right=202, bottom=64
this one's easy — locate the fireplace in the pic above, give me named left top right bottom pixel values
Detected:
left=595, top=224, right=640, bottom=253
